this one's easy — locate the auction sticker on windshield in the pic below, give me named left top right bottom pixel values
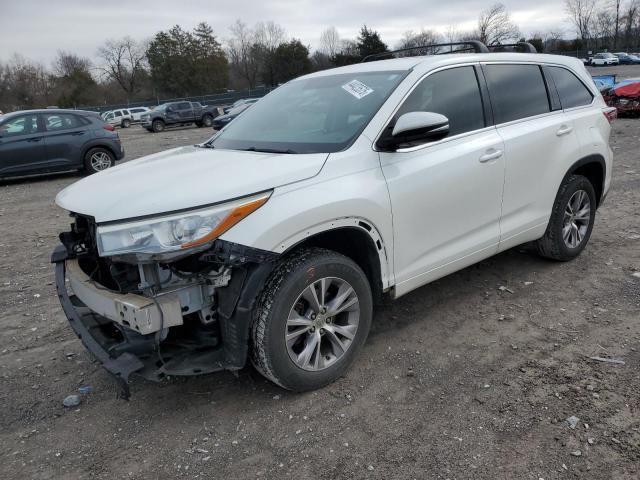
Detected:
left=342, top=79, right=374, bottom=99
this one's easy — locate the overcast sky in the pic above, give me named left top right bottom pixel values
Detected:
left=0, top=0, right=568, bottom=65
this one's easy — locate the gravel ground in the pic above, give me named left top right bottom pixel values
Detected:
left=0, top=112, right=639, bottom=480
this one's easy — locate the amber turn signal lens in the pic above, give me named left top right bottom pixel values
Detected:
left=180, top=195, right=269, bottom=249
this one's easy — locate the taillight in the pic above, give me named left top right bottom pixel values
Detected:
left=603, top=107, right=617, bottom=123
left=103, top=124, right=115, bottom=131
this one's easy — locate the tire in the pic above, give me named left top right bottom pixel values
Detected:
left=195, top=121, right=203, bottom=128
left=84, top=147, right=115, bottom=174
left=152, top=119, right=165, bottom=133
left=251, top=248, right=372, bottom=391
left=202, top=114, right=213, bottom=127
left=121, top=119, right=131, bottom=128
left=536, top=174, right=597, bottom=261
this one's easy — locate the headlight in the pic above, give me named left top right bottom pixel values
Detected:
left=96, top=192, right=270, bottom=257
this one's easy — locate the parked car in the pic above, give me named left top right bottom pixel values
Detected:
left=52, top=44, right=613, bottom=397
left=612, top=52, right=640, bottom=64
left=140, top=101, right=220, bottom=132
left=212, top=103, right=252, bottom=129
left=102, top=109, right=134, bottom=128
left=590, top=53, right=620, bottom=66
left=223, top=98, right=259, bottom=114
left=0, top=109, right=123, bottom=179
left=127, top=106, right=150, bottom=122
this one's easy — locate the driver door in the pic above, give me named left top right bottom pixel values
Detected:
left=378, top=65, right=505, bottom=296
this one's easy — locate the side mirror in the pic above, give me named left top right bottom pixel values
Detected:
left=379, top=112, right=450, bottom=150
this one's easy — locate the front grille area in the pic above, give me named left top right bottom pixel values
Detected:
left=61, top=214, right=141, bottom=293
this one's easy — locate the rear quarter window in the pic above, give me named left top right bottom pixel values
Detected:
left=549, top=66, right=594, bottom=109
left=484, top=64, right=550, bottom=124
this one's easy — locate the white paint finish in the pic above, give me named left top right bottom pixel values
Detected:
left=496, top=111, right=582, bottom=246
left=55, top=52, right=613, bottom=303
left=220, top=136, right=396, bottom=288
left=55, top=145, right=328, bottom=222
left=379, top=128, right=505, bottom=286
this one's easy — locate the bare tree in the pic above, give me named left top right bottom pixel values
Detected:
left=53, top=51, right=92, bottom=78
left=445, top=24, right=460, bottom=44
left=623, top=1, right=639, bottom=49
left=477, top=3, right=520, bottom=45
left=319, top=26, right=341, bottom=57
left=565, top=0, right=596, bottom=46
left=593, top=8, right=615, bottom=48
left=254, top=21, right=287, bottom=86
left=396, top=29, right=442, bottom=55
left=614, top=0, right=622, bottom=48
left=227, top=20, right=261, bottom=88
left=97, top=37, right=146, bottom=99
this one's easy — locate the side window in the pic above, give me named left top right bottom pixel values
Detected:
left=122, top=109, right=130, bottom=115
left=178, top=102, right=191, bottom=110
left=44, top=113, right=83, bottom=131
left=484, top=64, right=550, bottom=123
left=549, top=66, right=594, bottom=109
left=0, top=115, right=38, bottom=136
left=114, top=111, right=122, bottom=117
left=396, top=66, right=485, bottom=137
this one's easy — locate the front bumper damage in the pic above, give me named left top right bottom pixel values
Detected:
left=52, top=238, right=277, bottom=399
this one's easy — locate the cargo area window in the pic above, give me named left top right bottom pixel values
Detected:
left=548, top=66, right=594, bottom=109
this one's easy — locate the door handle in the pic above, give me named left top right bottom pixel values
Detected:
left=479, top=149, right=503, bottom=163
left=556, top=125, right=573, bottom=136
left=71, top=131, right=85, bottom=136
left=27, top=137, right=42, bottom=142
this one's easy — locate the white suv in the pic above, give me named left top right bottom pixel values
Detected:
left=102, top=109, right=134, bottom=128
left=52, top=44, right=614, bottom=397
left=590, top=52, right=620, bottom=66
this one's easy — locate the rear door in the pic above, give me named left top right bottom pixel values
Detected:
left=177, top=102, right=194, bottom=121
left=41, top=112, right=90, bottom=169
left=0, top=113, right=45, bottom=177
left=482, top=63, right=581, bottom=251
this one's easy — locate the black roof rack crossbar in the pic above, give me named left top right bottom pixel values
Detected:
left=487, top=42, right=538, bottom=53
left=361, top=41, right=490, bottom=62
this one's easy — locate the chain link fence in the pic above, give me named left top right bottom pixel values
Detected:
left=79, top=86, right=277, bottom=113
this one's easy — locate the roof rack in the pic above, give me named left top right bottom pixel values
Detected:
left=361, top=40, right=538, bottom=62
left=487, top=42, right=538, bottom=53
left=361, top=41, right=490, bottom=62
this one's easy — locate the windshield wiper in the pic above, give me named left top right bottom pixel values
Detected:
left=242, top=146, right=297, bottom=154
left=195, top=142, right=215, bottom=149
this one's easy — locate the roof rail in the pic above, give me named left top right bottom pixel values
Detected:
left=361, top=41, right=490, bottom=62
left=487, top=42, right=538, bottom=53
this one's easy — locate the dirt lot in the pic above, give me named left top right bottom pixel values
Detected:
left=1, top=112, right=639, bottom=479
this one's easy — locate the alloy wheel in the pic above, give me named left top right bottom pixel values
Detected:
left=286, top=277, right=360, bottom=371
left=90, top=152, right=112, bottom=171
left=563, top=189, right=591, bottom=248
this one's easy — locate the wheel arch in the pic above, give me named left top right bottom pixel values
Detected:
left=563, top=154, right=606, bottom=207
left=81, top=143, right=117, bottom=165
left=279, top=219, right=391, bottom=303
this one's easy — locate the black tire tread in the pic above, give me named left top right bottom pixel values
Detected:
left=251, top=247, right=361, bottom=390
left=536, top=174, right=595, bottom=261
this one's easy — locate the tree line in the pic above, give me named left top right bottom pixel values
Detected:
left=1, top=2, right=634, bottom=112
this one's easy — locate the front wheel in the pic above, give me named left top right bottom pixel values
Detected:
left=536, top=174, right=596, bottom=261
left=121, top=119, right=131, bottom=128
left=251, top=248, right=372, bottom=391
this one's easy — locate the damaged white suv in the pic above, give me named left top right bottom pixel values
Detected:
left=52, top=42, right=614, bottom=397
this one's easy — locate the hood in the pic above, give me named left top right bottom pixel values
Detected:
left=56, top=145, right=328, bottom=223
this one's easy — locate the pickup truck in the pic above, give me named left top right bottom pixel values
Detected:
left=140, top=101, right=222, bottom=133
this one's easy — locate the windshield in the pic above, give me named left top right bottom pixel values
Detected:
left=211, top=70, right=407, bottom=154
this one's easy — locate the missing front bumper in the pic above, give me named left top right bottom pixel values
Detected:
left=52, top=242, right=277, bottom=398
